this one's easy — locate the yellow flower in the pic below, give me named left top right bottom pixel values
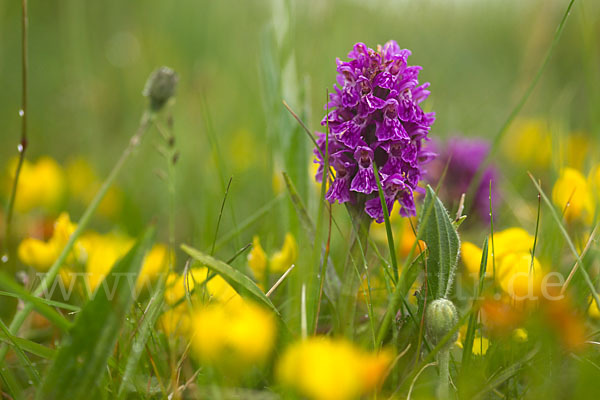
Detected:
left=497, top=252, right=542, bottom=300
left=247, top=236, right=267, bottom=279
left=65, top=157, right=123, bottom=219
left=472, top=336, right=490, bottom=356
left=456, top=327, right=489, bottom=356
left=277, top=337, right=391, bottom=400
left=588, top=296, right=600, bottom=319
left=512, top=328, right=528, bottom=343
left=270, top=233, right=298, bottom=273
left=461, top=227, right=535, bottom=277
left=461, top=228, right=544, bottom=300
left=163, top=267, right=241, bottom=307
left=5, top=156, right=66, bottom=213
left=503, top=119, right=552, bottom=168
left=137, top=244, right=173, bottom=291
left=191, top=300, right=276, bottom=365
left=248, top=233, right=297, bottom=282
left=552, top=167, right=594, bottom=224
left=159, top=307, right=191, bottom=337
left=81, top=232, right=134, bottom=292
left=18, top=212, right=77, bottom=271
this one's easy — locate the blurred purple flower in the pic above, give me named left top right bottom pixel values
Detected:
left=427, top=137, right=498, bottom=221
left=314, top=41, right=435, bottom=223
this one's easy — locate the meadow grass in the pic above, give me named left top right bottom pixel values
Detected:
left=1, top=0, right=600, bottom=399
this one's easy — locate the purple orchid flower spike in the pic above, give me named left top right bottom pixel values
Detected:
left=314, top=40, right=436, bottom=222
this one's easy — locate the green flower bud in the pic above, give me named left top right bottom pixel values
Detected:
left=425, top=298, right=458, bottom=347
left=143, top=66, right=178, bottom=111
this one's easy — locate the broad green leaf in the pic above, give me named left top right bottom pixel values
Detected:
left=37, top=227, right=155, bottom=400
left=0, top=272, right=73, bottom=332
left=181, top=244, right=280, bottom=316
left=418, top=185, right=460, bottom=299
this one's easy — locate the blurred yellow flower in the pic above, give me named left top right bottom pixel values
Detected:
left=65, top=157, right=123, bottom=219
left=270, top=233, right=298, bottom=272
left=588, top=296, right=600, bottom=319
left=191, top=300, right=276, bottom=365
left=462, top=227, right=543, bottom=301
left=497, top=252, right=542, bottom=300
left=456, top=326, right=490, bottom=356
left=137, top=243, right=173, bottom=291
left=80, top=232, right=133, bottom=292
left=461, top=227, right=535, bottom=277
left=163, top=267, right=241, bottom=307
left=503, top=119, right=552, bottom=168
left=18, top=212, right=77, bottom=271
left=277, top=337, right=391, bottom=400
left=512, top=328, right=528, bottom=343
left=552, top=167, right=594, bottom=224
left=5, top=156, right=66, bottom=213
left=248, top=236, right=267, bottom=277
left=248, top=233, right=297, bottom=282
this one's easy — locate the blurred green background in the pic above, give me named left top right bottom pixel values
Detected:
left=1, top=0, right=599, bottom=256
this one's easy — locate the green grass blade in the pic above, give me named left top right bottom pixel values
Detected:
left=528, top=173, right=600, bottom=310
left=0, top=273, right=73, bottom=332
left=117, top=275, right=166, bottom=399
left=0, top=319, right=40, bottom=385
left=180, top=244, right=280, bottom=316
left=461, top=237, right=489, bottom=372
left=372, top=162, right=399, bottom=283
left=419, top=185, right=461, bottom=299
left=36, top=227, right=155, bottom=400
left=282, top=172, right=341, bottom=295
left=0, top=327, right=56, bottom=360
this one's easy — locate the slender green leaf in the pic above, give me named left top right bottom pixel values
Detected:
left=0, top=328, right=56, bottom=360
left=117, top=275, right=166, bottom=399
left=418, top=185, right=461, bottom=299
left=180, top=244, right=280, bottom=316
left=37, top=227, right=155, bottom=400
left=0, top=272, right=73, bottom=332
left=461, top=237, right=489, bottom=371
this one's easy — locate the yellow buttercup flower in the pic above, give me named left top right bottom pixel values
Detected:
left=552, top=167, right=594, bottom=224
left=277, top=337, right=391, bottom=400
left=18, top=212, right=77, bottom=271
left=191, top=300, right=276, bottom=365
left=163, top=267, right=241, bottom=307
left=80, top=232, right=134, bottom=292
left=247, top=236, right=267, bottom=278
left=5, top=156, right=66, bottom=213
left=248, top=233, right=297, bottom=282
left=497, top=252, right=542, bottom=300
left=137, top=244, right=173, bottom=291
left=513, top=328, right=529, bottom=343
left=270, top=233, right=298, bottom=272
left=588, top=296, right=600, bottom=319
left=461, top=227, right=535, bottom=277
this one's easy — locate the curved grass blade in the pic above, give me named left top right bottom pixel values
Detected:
left=0, top=326, right=56, bottom=359
left=36, top=227, right=155, bottom=400
left=180, top=244, right=280, bottom=316
left=0, top=272, right=73, bottom=332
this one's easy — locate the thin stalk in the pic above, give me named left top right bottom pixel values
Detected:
left=338, top=202, right=371, bottom=338
left=2, top=0, right=29, bottom=262
left=0, top=110, right=155, bottom=363
left=437, top=349, right=450, bottom=399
